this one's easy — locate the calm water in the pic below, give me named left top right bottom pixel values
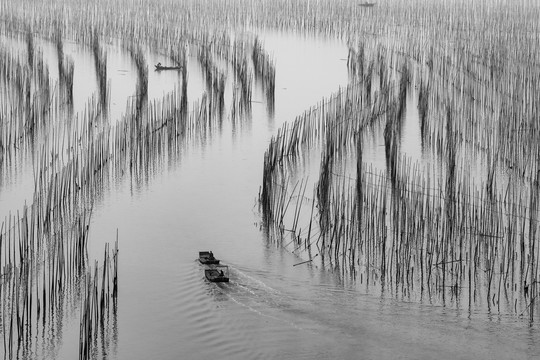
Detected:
left=1, top=30, right=539, bottom=359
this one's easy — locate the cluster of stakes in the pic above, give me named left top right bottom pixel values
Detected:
left=259, top=1, right=540, bottom=323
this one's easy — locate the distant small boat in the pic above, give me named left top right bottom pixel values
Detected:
left=205, top=266, right=229, bottom=283
left=154, top=62, right=182, bottom=71
left=358, top=2, right=376, bottom=7
left=199, top=251, right=220, bottom=265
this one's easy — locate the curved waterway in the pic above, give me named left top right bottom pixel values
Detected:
left=2, top=30, right=539, bottom=359
left=83, top=32, right=538, bottom=360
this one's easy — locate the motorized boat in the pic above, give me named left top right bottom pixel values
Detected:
left=154, top=62, right=182, bottom=71
left=205, top=265, right=229, bottom=283
left=199, top=251, right=220, bottom=265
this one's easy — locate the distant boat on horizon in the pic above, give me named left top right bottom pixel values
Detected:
left=358, top=2, right=376, bottom=7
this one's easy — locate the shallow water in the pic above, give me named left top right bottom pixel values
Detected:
left=2, top=29, right=540, bottom=359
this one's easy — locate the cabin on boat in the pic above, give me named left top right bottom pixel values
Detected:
left=205, top=265, right=229, bottom=283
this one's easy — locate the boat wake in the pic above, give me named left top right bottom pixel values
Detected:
left=204, top=265, right=307, bottom=332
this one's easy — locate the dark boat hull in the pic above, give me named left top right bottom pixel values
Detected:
left=205, top=269, right=229, bottom=282
left=199, top=251, right=220, bottom=265
left=199, top=258, right=220, bottom=265
left=154, top=65, right=182, bottom=71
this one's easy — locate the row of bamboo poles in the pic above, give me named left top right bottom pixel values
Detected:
left=260, top=18, right=540, bottom=322
left=1, top=1, right=278, bottom=357
left=79, top=240, right=118, bottom=360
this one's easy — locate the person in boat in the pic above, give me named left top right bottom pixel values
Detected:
left=208, top=251, right=214, bottom=260
left=219, top=270, right=224, bottom=277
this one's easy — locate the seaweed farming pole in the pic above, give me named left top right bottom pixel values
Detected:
left=232, top=39, right=253, bottom=118
left=197, top=47, right=226, bottom=118
left=26, top=30, right=34, bottom=70
left=93, top=32, right=108, bottom=114
left=317, top=144, right=334, bottom=240
left=79, top=242, right=119, bottom=360
left=55, top=31, right=74, bottom=109
left=174, top=47, right=189, bottom=126
left=444, top=105, right=456, bottom=304
left=252, top=37, right=276, bottom=115
left=127, top=41, right=148, bottom=122
left=528, top=170, right=539, bottom=323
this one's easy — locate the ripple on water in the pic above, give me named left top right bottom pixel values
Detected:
left=158, top=261, right=265, bottom=359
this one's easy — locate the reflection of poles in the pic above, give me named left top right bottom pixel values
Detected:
left=79, top=240, right=119, bottom=360
left=356, top=133, right=363, bottom=241
left=528, top=171, right=539, bottom=323
left=197, top=48, right=225, bottom=118
left=55, top=31, right=74, bottom=110
left=418, top=79, right=429, bottom=150
left=252, top=37, right=275, bottom=118
left=93, top=32, right=108, bottom=115
left=317, top=146, right=333, bottom=240
left=486, top=147, right=497, bottom=199
left=128, top=42, right=148, bottom=123
left=397, top=61, right=409, bottom=121
left=26, top=30, right=34, bottom=70
left=444, top=106, right=456, bottom=305
left=384, top=104, right=399, bottom=188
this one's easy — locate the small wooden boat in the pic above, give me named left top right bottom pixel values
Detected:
left=199, top=251, right=220, bottom=265
left=205, top=265, right=229, bottom=283
left=154, top=62, right=182, bottom=71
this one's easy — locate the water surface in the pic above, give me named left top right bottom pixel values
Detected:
left=2, top=30, right=539, bottom=360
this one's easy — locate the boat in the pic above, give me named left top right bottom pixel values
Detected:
left=199, top=251, right=220, bottom=265
left=205, top=265, right=229, bottom=283
left=358, top=2, right=376, bottom=7
left=154, top=62, right=182, bottom=71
